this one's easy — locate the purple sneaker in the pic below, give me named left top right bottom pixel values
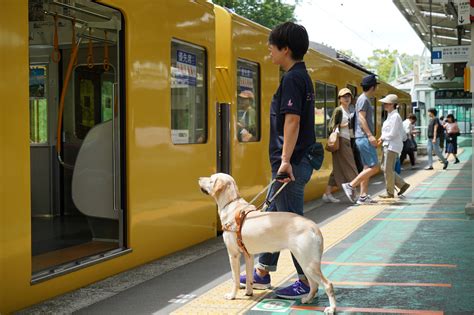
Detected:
left=239, top=270, right=271, bottom=290
left=275, top=280, right=310, bottom=299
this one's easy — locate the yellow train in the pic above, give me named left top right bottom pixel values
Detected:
left=0, top=0, right=411, bottom=312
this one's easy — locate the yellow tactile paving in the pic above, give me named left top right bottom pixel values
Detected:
left=171, top=168, right=437, bottom=315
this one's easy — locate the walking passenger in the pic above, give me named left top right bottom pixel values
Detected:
left=439, top=116, right=446, bottom=150
left=400, top=114, right=417, bottom=169
left=425, top=108, right=448, bottom=170
left=443, top=114, right=460, bottom=164
left=341, top=74, right=380, bottom=205
left=377, top=95, right=410, bottom=198
left=323, top=88, right=359, bottom=203
left=240, top=21, right=315, bottom=299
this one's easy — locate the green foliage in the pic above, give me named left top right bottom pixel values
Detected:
left=213, top=0, right=298, bottom=29
left=365, top=49, right=419, bottom=82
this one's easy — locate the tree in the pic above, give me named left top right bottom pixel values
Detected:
left=366, top=49, right=419, bottom=82
left=213, top=0, right=298, bottom=29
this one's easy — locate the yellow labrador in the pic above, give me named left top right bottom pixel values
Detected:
left=199, top=173, right=336, bottom=314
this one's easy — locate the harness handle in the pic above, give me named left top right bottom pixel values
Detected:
left=51, top=14, right=61, bottom=63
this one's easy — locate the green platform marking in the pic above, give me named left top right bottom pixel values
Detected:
left=251, top=299, right=295, bottom=313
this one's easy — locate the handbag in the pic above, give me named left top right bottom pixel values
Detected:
left=325, top=126, right=340, bottom=152
left=306, top=142, right=324, bottom=170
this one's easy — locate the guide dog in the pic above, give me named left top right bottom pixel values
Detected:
left=199, top=173, right=336, bottom=314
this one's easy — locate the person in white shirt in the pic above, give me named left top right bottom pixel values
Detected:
left=377, top=94, right=410, bottom=198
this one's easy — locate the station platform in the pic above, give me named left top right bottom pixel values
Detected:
left=20, top=138, right=473, bottom=315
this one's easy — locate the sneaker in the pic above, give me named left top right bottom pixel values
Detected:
left=443, top=161, right=448, bottom=170
left=378, top=193, right=394, bottom=199
left=357, top=195, right=377, bottom=205
left=341, top=183, right=356, bottom=203
left=410, top=165, right=417, bottom=170
left=322, top=193, right=340, bottom=203
left=398, top=183, right=410, bottom=196
left=425, top=166, right=434, bottom=170
left=454, top=158, right=460, bottom=164
left=239, top=269, right=271, bottom=290
left=275, top=280, right=310, bottom=300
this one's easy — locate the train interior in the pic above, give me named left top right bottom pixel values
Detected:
left=28, top=0, right=124, bottom=278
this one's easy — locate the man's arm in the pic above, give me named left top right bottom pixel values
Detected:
left=358, top=110, right=377, bottom=146
left=279, top=114, right=300, bottom=182
left=433, top=123, right=438, bottom=143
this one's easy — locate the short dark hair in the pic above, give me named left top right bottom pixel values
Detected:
left=362, top=84, right=376, bottom=92
left=269, top=22, right=309, bottom=60
left=446, top=113, right=455, bottom=122
left=428, top=108, right=437, bottom=116
left=408, top=113, right=417, bottom=122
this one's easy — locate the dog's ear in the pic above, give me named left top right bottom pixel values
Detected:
left=210, top=177, right=227, bottom=197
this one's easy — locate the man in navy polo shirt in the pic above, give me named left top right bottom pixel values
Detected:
left=240, top=22, right=315, bottom=300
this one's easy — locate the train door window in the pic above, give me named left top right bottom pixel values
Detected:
left=75, top=66, right=115, bottom=139
left=326, top=84, right=337, bottom=134
left=236, top=59, right=260, bottom=142
left=171, top=40, right=207, bottom=144
left=381, top=96, right=388, bottom=124
left=314, top=81, right=326, bottom=138
left=372, top=97, right=377, bottom=134
left=29, top=0, right=126, bottom=282
left=30, top=65, right=48, bottom=144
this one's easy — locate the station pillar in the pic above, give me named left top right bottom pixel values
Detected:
left=466, top=21, right=474, bottom=217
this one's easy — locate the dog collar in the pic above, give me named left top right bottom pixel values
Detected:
left=222, top=196, right=241, bottom=209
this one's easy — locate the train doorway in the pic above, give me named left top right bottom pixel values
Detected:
left=28, top=0, right=126, bottom=282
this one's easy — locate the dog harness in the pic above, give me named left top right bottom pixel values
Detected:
left=221, top=176, right=290, bottom=258
left=222, top=205, right=258, bottom=258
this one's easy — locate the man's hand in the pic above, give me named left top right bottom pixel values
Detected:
left=377, top=137, right=383, bottom=147
left=432, top=138, right=437, bottom=144
left=368, top=135, right=377, bottom=147
left=277, top=161, right=294, bottom=183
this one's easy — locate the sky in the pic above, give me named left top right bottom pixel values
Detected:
left=294, top=0, right=427, bottom=61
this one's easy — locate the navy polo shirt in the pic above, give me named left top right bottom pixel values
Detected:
left=269, top=62, right=315, bottom=173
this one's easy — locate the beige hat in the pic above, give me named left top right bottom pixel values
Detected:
left=238, top=90, right=254, bottom=99
left=338, top=87, right=353, bottom=98
left=379, top=94, right=398, bottom=104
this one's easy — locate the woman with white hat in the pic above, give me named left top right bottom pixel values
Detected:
left=323, top=88, right=359, bottom=203
left=377, top=94, right=410, bottom=198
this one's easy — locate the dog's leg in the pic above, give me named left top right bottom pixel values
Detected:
left=303, top=265, right=336, bottom=314
left=244, top=253, right=254, bottom=296
left=225, top=250, right=241, bottom=300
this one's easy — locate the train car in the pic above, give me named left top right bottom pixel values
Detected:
left=2, top=0, right=220, bottom=312
left=0, top=1, right=411, bottom=312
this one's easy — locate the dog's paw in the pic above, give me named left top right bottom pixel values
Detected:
left=324, top=306, right=335, bottom=314
left=301, top=296, right=313, bottom=304
left=224, top=292, right=236, bottom=300
left=245, top=288, right=253, bottom=296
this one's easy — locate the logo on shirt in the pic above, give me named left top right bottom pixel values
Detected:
left=288, top=99, right=293, bottom=107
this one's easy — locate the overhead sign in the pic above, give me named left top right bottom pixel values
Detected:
left=457, top=1, right=470, bottom=25
left=431, top=45, right=471, bottom=64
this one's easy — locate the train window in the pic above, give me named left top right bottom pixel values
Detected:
left=372, top=97, right=377, bottom=134
left=237, top=59, right=260, bottom=142
left=326, top=84, right=337, bottom=135
left=314, top=81, right=326, bottom=139
left=346, top=84, right=357, bottom=105
left=74, top=66, right=115, bottom=140
left=171, top=40, right=207, bottom=144
left=29, top=65, right=48, bottom=144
